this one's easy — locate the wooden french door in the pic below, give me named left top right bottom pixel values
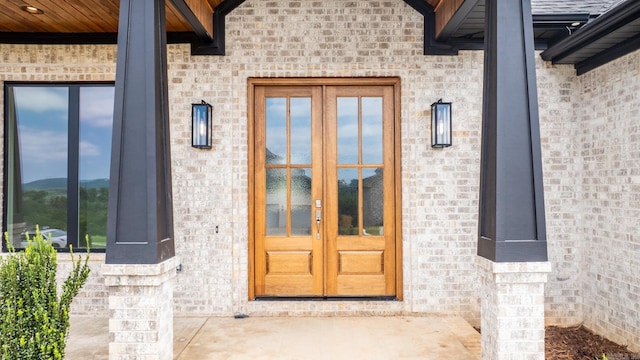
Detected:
left=251, top=79, right=400, bottom=298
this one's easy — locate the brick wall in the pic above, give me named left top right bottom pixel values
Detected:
left=57, top=253, right=108, bottom=315
left=577, top=49, right=640, bottom=352
left=0, top=1, right=636, bottom=348
left=167, top=0, right=487, bottom=319
left=537, top=61, right=584, bottom=326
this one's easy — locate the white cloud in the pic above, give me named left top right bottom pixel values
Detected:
left=19, top=127, right=67, bottom=164
left=80, top=87, right=115, bottom=128
left=14, top=87, right=68, bottom=113
left=290, top=98, right=311, bottom=118
left=362, top=97, right=382, bottom=117
left=79, top=140, right=101, bottom=156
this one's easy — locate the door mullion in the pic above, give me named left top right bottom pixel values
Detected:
left=286, top=97, right=291, bottom=237
left=324, top=86, right=339, bottom=295
left=310, top=85, right=325, bottom=295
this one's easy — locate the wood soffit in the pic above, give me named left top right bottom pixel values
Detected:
left=0, top=0, right=224, bottom=34
left=1, top=0, right=440, bottom=35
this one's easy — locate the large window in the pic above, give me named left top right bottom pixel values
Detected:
left=3, top=83, right=114, bottom=251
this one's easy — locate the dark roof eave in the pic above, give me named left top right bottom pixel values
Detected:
left=0, top=32, right=202, bottom=45
left=540, top=0, right=640, bottom=63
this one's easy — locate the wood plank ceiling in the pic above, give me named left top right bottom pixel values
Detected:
left=0, top=0, right=442, bottom=35
left=0, top=0, right=225, bottom=33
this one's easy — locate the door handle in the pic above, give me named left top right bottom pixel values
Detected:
left=315, top=210, right=321, bottom=239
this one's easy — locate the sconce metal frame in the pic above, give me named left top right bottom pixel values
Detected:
left=431, top=99, right=452, bottom=148
left=192, top=100, right=212, bottom=149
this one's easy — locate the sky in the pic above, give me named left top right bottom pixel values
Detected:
left=12, top=86, right=114, bottom=184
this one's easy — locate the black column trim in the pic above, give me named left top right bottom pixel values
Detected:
left=190, top=0, right=246, bottom=55
left=436, top=0, right=480, bottom=41
left=0, top=32, right=118, bottom=44
left=0, top=32, right=209, bottom=45
left=168, top=0, right=213, bottom=40
left=402, top=0, right=458, bottom=55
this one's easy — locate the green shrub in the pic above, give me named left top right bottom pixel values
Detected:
left=0, top=227, right=90, bottom=360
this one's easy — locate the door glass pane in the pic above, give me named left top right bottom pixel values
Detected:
left=7, top=87, right=69, bottom=249
left=266, top=98, right=286, bottom=164
left=362, top=97, right=383, bottom=164
left=291, top=168, right=312, bottom=235
left=290, top=98, right=311, bottom=165
left=266, top=168, right=287, bottom=236
left=337, top=97, right=358, bottom=164
left=363, top=168, right=384, bottom=235
left=79, top=86, right=114, bottom=249
left=338, top=168, right=359, bottom=236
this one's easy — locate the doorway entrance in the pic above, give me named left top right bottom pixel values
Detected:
left=249, top=78, right=402, bottom=298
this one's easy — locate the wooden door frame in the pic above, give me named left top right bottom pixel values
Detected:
left=248, top=77, right=403, bottom=300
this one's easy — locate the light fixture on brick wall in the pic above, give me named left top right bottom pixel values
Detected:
left=192, top=100, right=212, bottom=149
left=431, top=99, right=452, bottom=148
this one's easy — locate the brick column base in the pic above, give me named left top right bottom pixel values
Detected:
left=102, top=257, right=179, bottom=360
left=476, top=256, right=551, bottom=360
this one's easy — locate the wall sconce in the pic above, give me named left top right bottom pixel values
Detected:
left=192, top=100, right=212, bottom=149
left=431, top=99, right=452, bottom=148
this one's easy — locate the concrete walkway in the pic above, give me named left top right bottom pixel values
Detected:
left=66, top=316, right=480, bottom=359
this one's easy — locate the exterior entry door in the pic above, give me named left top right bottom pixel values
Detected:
left=252, top=80, right=399, bottom=298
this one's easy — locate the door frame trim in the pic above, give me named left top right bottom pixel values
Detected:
left=247, top=77, right=403, bottom=300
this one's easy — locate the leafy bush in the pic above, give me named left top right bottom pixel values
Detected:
left=0, top=227, right=90, bottom=359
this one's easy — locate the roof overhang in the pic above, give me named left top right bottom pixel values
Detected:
left=421, top=0, right=640, bottom=74
left=541, top=0, right=640, bottom=75
left=404, top=0, right=594, bottom=55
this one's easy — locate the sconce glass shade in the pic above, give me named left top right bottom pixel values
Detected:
left=192, top=100, right=212, bottom=149
left=431, top=99, right=452, bottom=148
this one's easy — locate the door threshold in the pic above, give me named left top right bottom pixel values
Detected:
left=254, top=296, right=397, bottom=301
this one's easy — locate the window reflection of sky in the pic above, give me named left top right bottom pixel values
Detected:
left=14, top=87, right=69, bottom=184
left=338, top=97, right=358, bottom=164
left=265, top=95, right=383, bottom=181
left=13, top=86, right=114, bottom=184
left=266, top=98, right=286, bottom=163
left=80, top=87, right=114, bottom=182
left=338, top=97, right=383, bottom=166
left=290, top=98, right=311, bottom=164
left=361, top=97, right=383, bottom=164
left=266, top=97, right=312, bottom=164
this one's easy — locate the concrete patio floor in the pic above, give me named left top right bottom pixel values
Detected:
left=66, top=315, right=481, bottom=359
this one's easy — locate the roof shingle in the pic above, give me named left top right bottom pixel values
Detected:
left=531, top=0, right=624, bottom=15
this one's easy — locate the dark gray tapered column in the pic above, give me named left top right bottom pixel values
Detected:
left=106, top=0, right=175, bottom=264
left=478, top=0, right=547, bottom=262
